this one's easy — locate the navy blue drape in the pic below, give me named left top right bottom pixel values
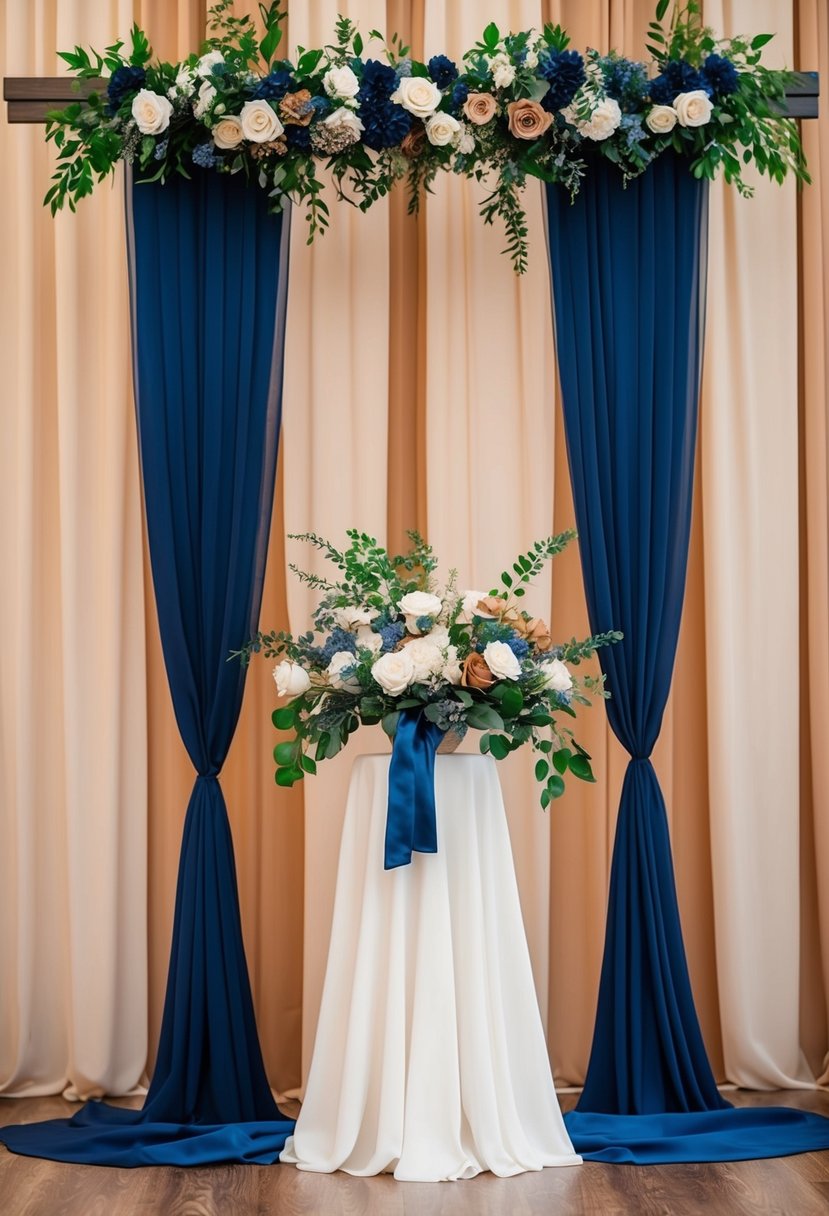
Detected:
left=384, top=711, right=445, bottom=869
left=546, top=153, right=829, bottom=1162
left=0, top=169, right=294, bottom=1166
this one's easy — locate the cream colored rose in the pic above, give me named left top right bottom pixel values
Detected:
left=646, top=104, right=678, bottom=135
left=197, top=49, right=224, bottom=78
left=426, top=112, right=461, bottom=147
left=463, top=92, right=498, bottom=125
left=213, top=115, right=244, bottom=149
left=273, top=660, right=311, bottom=698
left=507, top=98, right=553, bottom=140
left=131, top=89, right=173, bottom=135
left=327, top=650, right=361, bottom=692
left=323, top=64, right=360, bottom=101
left=333, top=605, right=378, bottom=631
left=483, top=640, right=522, bottom=681
left=372, top=650, right=415, bottom=696
left=570, top=96, right=622, bottom=141
left=392, top=76, right=442, bottom=118
left=398, top=591, right=443, bottom=634
left=193, top=80, right=217, bottom=119
left=240, top=99, right=284, bottom=143
left=674, top=89, right=713, bottom=128
left=540, top=657, right=573, bottom=693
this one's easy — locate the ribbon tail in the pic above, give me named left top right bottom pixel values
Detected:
left=384, top=711, right=444, bottom=870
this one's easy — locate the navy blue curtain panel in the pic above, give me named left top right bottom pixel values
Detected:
left=0, top=168, right=294, bottom=1166
left=546, top=152, right=829, bottom=1163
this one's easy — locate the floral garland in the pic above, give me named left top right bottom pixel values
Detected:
left=237, top=530, right=621, bottom=806
left=45, top=0, right=808, bottom=272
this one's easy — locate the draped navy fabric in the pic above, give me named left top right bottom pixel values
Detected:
left=384, top=711, right=445, bottom=869
left=0, top=169, right=294, bottom=1166
left=546, top=153, right=829, bottom=1161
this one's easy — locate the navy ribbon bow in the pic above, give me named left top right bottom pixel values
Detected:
left=384, top=710, right=445, bottom=870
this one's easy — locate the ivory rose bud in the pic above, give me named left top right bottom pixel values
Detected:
left=240, top=99, right=284, bottom=143
left=674, top=89, right=713, bottom=128
left=273, top=660, right=311, bottom=698
left=426, top=112, right=461, bottom=147
left=540, top=657, right=573, bottom=693
left=327, top=650, right=362, bottom=693
left=323, top=64, right=360, bottom=101
left=483, top=640, right=522, bottom=681
left=507, top=98, right=553, bottom=140
left=391, top=76, right=442, bottom=118
left=398, top=591, right=443, bottom=634
left=515, top=616, right=553, bottom=651
left=372, top=650, right=415, bottom=696
left=463, top=92, right=498, bottom=125
left=213, top=115, right=244, bottom=149
left=646, top=104, right=678, bottom=135
left=131, top=89, right=173, bottom=135
left=461, top=652, right=495, bottom=690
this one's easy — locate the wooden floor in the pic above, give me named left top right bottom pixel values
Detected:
left=1, top=1089, right=827, bottom=1216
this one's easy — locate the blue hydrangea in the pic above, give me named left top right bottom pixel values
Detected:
left=474, top=621, right=515, bottom=652
left=309, top=95, right=332, bottom=115
left=649, top=59, right=711, bottom=104
left=538, top=49, right=586, bottom=113
left=191, top=143, right=218, bottom=168
left=106, top=65, right=146, bottom=114
left=554, top=689, right=573, bottom=708
left=702, top=53, right=740, bottom=98
left=505, top=634, right=530, bottom=660
left=415, top=615, right=435, bottom=633
left=428, top=54, right=458, bottom=89
left=153, top=139, right=169, bottom=160
left=379, top=622, right=407, bottom=652
left=600, top=56, right=649, bottom=112
left=320, top=628, right=358, bottom=664
left=396, top=58, right=413, bottom=78
left=450, top=80, right=469, bottom=113
left=358, top=58, right=412, bottom=150
left=252, top=69, right=293, bottom=100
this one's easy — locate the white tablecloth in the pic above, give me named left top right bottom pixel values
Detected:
left=280, top=753, right=581, bottom=1181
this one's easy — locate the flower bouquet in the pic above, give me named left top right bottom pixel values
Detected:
left=239, top=530, right=621, bottom=809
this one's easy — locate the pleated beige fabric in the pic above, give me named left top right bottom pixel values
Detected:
left=1, top=0, right=827, bottom=1104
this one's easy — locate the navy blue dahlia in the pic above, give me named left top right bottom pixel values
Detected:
left=538, top=49, right=586, bottom=113
left=359, top=58, right=398, bottom=101
left=107, top=65, right=146, bottom=113
left=702, top=53, right=740, bottom=97
left=450, top=80, right=469, bottom=113
left=358, top=58, right=412, bottom=150
left=252, top=69, right=294, bottom=100
left=649, top=59, right=711, bottom=104
left=428, top=54, right=458, bottom=89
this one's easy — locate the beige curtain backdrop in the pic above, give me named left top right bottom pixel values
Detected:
left=1, top=0, right=827, bottom=1103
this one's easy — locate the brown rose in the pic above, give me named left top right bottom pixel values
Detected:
left=401, top=123, right=427, bottom=160
left=279, top=89, right=313, bottom=126
left=463, top=92, right=498, bottom=126
left=507, top=99, right=553, bottom=141
left=461, top=652, right=496, bottom=690
left=515, top=615, right=553, bottom=651
left=476, top=595, right=519, bottom=624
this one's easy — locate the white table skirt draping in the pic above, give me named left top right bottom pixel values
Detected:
left=280, top=753, right=581, bottom=1182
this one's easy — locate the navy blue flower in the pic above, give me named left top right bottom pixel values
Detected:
left=538, top=49, right=586, bottom=113
left=450, top=80, right=469, bottom=113
left=252, top=69, right=294, bottom=100
left=358, top=58, right=412, bottom=150
left=649, top=59, right=711, bottom=104
left=428, top=54, right=458, bottom=89
left=191, top=143, right=218, bottom=169
left=107, top=65, right=146, bottom=113
left=702, top=53, right=740, bottom=98
left=359, top=58, right=399, bottom=101
left=379, top=622, right=407, bottom=652
left=286, top=124, right=312, bottom=151
left=600, top=56, right=649, bottom=111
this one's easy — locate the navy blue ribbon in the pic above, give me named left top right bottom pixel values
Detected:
left=384, top=710, right=445, bottom=870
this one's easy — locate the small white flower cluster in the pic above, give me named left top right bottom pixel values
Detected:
left=645, top=90, right=714, bottom=135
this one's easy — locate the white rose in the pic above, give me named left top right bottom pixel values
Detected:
left=131, top=89, right=173, bottom=135
left=483, top=640, right=522, bottom=681
left=456, top=125, right=475, bottom=155
left=333, top=604, right=377, bottom=631
left=426, top=112, right=461, bottom=147
left=327, top=650, right=362, bottom=693
left=674, top=89, right=713, bottom=128
left=489, top=54, right=516, bottom=90
left=193, top=80, right=217, bottom=119
left=398, top=591, right=444, bottom=634
left=391, top=75, right=442, bottom=118
left=372, top=650, right=415, bottom=696
left=646, top=104, right=678, bottom=135
left=323, top=106, right=364, bottom=137
left=356, top=625, right=383, bottom=655
left=572, top=96, right=622, bottom=141
left=323, top=64, right=360, bottom=101
left=540, top=657, right=573, bottom=693
left=240, top=99, right=284, bottom=143
left=458, top=589, right=491, bottom=623
left=273, top=660, right=311, bottom=698
left=212, top=115, right=244, bottom=149
left=197, top=50, right=225, bottom=78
